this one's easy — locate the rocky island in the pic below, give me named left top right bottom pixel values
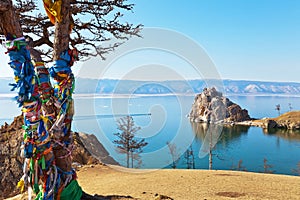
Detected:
left=189, top=87, right=300, bottom=131
left=189, top=87, right=251, bottom=123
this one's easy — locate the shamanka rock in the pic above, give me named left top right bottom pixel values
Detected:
left=189, top=87, right=251, bottom=123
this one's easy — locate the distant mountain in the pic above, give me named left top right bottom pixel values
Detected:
left=1, top=77, right=300, bottom=95
left=76, top=78, right=205, bottom=94
left=76, top=78, right=300, bottom=95
left=222, top=80, right=300, bottom=95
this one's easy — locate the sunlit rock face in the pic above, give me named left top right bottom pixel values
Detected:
left=189, top=87, right=251, bottom=123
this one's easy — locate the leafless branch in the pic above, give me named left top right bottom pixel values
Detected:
left=10, top=0, right=142, bottom=60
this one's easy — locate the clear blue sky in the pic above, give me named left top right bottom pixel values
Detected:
left=1, top=0, right=300, bottom=82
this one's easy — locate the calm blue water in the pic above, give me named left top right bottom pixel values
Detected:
left=1, top=94, right=300, bottom=175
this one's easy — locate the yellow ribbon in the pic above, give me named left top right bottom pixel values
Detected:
left=17, top=178, right=25, bottom=193
left=43, top=0, right=62, bottom=24
left=34, top=62, right=45, bottom=67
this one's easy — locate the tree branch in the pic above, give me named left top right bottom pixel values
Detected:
left=9, top=0, right=142, bottom=60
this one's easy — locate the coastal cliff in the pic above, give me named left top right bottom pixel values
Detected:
left=0, top=116, right=117, bottom=199
left=189, top=87, right=251, bottom=123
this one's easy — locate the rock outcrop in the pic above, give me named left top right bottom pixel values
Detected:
left=189, top=88, right=251, bottom=123
left=0, top=115, right=118, bottom=199
left=0, top=116, right=24, bottom=200
left=77, top=132, right=118, bottom=165
left=258, top=111, right=300, bottom=130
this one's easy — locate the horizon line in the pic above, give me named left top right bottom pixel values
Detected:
left=0, top=76, right=299, bottom=84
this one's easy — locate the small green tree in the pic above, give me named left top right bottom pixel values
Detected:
left=114, top=116, right=148, bottom=168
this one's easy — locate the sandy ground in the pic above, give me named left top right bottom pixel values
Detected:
left=76, top=164, right=300, bottom=200
left=5, top=164, right=300, bottom=200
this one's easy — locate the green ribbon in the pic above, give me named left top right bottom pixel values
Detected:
left=33, top=183, right=40, bottom=195
left=30, top=158, right=34, bottom=172
left=60, top=180, right=82, bottom=200
left=38, top=156, right=46, bottom=170
left=34, top=185, right=43, bottom=200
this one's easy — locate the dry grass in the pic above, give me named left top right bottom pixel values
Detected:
left=273, top=111, right=300, bottom=122
left=76, top=164, right=300, bottom=200
left=255, top=111, right=300, bottom=123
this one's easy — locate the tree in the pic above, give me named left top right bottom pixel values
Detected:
left=184, top=146, right=195, bottom=169
left=275, top=104, right=281, bottom=116
left=114, top=116, right=148, bottom=168
left=2, top=0, right=142, bottom=62
left=288, top=103, right=293, bottom=112
left=292, top=162, right=300, bottom=176
left=231, top=159, right=247, bottom=171
left=131, top=153, right=143, bottom=169
left=0, top=0, right=141, bottom=199
left=263, top=158, right=274, bottom=174
left=166, top=141, right=180, bottom=169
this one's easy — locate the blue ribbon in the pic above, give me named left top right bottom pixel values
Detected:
left=7, top=42, right=36, bottom=106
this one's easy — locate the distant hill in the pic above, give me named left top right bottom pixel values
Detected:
left=222, top=80, right=300, bottom=95
left=76, top=78, right=300, bottom=95
left=1, top=77, right=300, bottom=95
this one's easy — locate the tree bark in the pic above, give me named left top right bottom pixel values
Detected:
left=127, top=151, right=130, bottom=168
left=0, top=0, right=22, bottom=37
left=0, top=1, right=43, bottom=62
left=53, top=0, right=71, bottom=60
left=0, top=1, right=10, bottom=12
left=25, top=36, right=43, bottom=62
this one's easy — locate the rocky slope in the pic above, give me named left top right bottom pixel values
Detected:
left=189, top=87, right=251, bottom=123
left=0, top=116, right=24, bottom=200
left=0, top=115, right=117, bottom=199
left=250, top=111, right=300, bottom=130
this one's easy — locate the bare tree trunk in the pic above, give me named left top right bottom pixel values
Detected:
left=0, top=0, right=22, bottom=37
left=0, top=1, right=10, bottom=10
left=127, top=151, right=130, bottom=168
left=131, top=152, right=134, bottom=168
left=209, top=131, right=213, bottom=170
left=209, top=149, right=212, bottom=170
left=51, top=0, right=73, bottom=173
left=53, top=0, right=71, bottom=60
left=0, top=1, right=43, bottom=62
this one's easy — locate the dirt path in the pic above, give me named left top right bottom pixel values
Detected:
left=77, top=164, right=300, bottom=200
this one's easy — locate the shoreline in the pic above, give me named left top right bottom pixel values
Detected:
left=231, top=111, right=300, bottom=130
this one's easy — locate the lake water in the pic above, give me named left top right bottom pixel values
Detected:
left=1, top=94, right=300, bottom=175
